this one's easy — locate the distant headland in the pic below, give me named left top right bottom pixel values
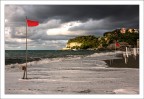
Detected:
left=63, top=28, right=139, bottom=50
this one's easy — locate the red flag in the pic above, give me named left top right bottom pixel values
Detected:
left=26, top=19, right=39, bottom=27
left=115, top=42, right=120, bottom=47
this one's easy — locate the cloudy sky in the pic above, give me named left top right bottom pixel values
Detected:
left=5, top=5, right=139, bottom=50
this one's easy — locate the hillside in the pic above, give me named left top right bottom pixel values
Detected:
left=66, top=35, right=99, bottom=50
left=63, top=28, right=139, bottom=50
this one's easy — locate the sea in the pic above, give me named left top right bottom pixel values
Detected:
left=5, top=50, right=99, bottom=65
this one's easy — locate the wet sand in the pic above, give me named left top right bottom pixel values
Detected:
left=5, top=53, right=139, bottom=94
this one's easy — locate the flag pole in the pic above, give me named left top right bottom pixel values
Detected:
left=23, top=17, right=39, bottom=79
left=25, top=16, right=28, bottom=79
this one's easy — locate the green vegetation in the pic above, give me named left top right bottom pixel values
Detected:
left=68, top=35, right=99, bottom=49
left=66, top=28, right=139, bottom=50
left=103, top=29, right=139, bottom=47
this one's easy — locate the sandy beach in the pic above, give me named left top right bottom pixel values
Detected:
left=5, top=52, right=139, bottom=94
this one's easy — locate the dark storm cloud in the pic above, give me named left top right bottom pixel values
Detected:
left=5, top=5, right=139, bottom=50
left=5, top=5, right=139, bottom=34
left=41, top=5, right=138, bottom=24
left=6, top=5, right=139, bottom=25
left=69, top=16, right=139, bottom=33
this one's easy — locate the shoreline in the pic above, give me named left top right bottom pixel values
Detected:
left=5, top=50, right=119, bottom=65
left=5, top=51, right=139, bottom=94
left=5, top=51, right=139, bottom=72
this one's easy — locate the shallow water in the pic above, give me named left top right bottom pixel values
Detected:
left=5, top=50, right=99, bottom=65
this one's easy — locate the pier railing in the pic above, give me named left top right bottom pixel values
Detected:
left=123, top=47, right=139, bottom=64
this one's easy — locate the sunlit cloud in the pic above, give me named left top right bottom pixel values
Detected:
left=5, top=5, right=139, bottom=50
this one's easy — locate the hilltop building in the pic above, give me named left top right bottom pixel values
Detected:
left=120, top=28, right=126, bottom=34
